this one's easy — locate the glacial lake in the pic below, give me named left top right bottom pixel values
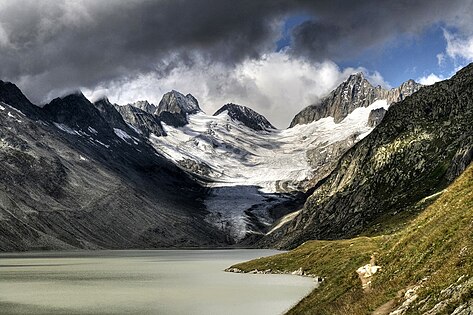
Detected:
left=0, top=249, right=315, bottom=315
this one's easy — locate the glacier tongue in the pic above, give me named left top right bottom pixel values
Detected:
left=149, top=100, right=389, bottom=241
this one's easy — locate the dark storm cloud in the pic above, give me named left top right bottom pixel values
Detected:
left=0, top=0, right=470, bottom=103
left=291, top=0, right=473, bottom=61
left=0, top=0, right=291, bottom=102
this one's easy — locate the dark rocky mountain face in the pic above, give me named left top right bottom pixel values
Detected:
left=289, top=73, right=422, bottom=127
left=213, top=103, right=275, bottom=131
left=114, top=104, right=166, bottom=137
left=264, top=64, right=473, bottom=249
left=43, top=92, right=114, bottom=137
left=94, top=97, right=137, bottom=134
left=155, top=90, right=201, bottom=127
left=0, top=83, right=226, bottom=251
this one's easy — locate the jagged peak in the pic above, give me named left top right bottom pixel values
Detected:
left=347, top=72, right=365, bottom=80
left=214, top=103, right=275, bottom=131
left=0, top=80, right=34, bottom=107
left=129, top=100, right=157, bottom=114
left=55, top=91, right=89, bottom=103
left=94, top=96, right=111, bottom=104
left=157, top=90, right=201, bottom=115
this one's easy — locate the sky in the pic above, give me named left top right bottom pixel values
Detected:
left=1, top=0, right=473, bottom=128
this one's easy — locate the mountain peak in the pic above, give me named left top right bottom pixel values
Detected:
left=95, top=96, right=111, bottom=104
left=0, top=80, right=35, bottom=110
left=348, top=72, right=365, bottom=80
left=213, top=103, right=275, bottom=131
left=157, top=90, right=200, bottom=116
left=154, top=91, right=201, bottom=127
left=131, top=100, right=157, bottom=114
left=289, top=75, right=422, bottom=127
left=44, top=91, right=112, bottom=135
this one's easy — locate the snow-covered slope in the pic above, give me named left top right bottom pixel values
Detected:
left=151, top=100, right=389, bottom=191
left=148, top=99, right=390, bottom=240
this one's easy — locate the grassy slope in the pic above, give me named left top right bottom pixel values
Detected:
left=232, top=164, right=473, bottom=314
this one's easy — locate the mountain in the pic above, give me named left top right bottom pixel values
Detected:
left=213, top=103, right=275, bottom=131
left=155, top=90, right=201, bottom=127
left=0, top=83, right=226, bottom=251
left=289, top=72, right=422, bottom=127
left=263, top=63, right=473, bottom=249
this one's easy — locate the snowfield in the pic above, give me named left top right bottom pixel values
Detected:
left=151, top=99, right=389, bottom=192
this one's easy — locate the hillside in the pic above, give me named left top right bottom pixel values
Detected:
left=262, top=64, right=473, bottom=248
left=230, top=162, right=473, bottom=314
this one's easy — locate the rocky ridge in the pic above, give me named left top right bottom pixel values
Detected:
left=289, top=73, right=422, bottom=127
left=213, top=103, right=275, bottom=131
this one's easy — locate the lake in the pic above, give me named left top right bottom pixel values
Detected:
left=0, top=249, right=315, bottom=315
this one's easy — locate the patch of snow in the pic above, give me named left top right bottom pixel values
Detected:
left=94, top=139, right=110, bottom=148
left=88, top=126, right=98, bottom=134
left=114, top=128, right=138, bottom=145
left=0, top=104, right=4, bottom=111
left=7, top=112, right=23, bottom=123
left=53, top=122, right=79, bottom=135
left=127, top=123, right=142, bottom=135
left=79, top=155, right=88, bottom=161
left=267, top=210, right=301, bottom=235
left=8, top=106, right=25, bottom=116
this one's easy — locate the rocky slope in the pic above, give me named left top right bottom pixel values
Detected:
left=114, top=103, right=166, bottom=137
left=265, top=64, right=473, bottom=249
left=289, top=73, right=422, bottom=127
left=213, top=103, right=275, bottom=131
left=0, top=83, right=225, bottom=251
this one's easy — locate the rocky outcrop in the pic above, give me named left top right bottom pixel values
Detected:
left=115, top=104, right=166, bottom=137
left=155, top=90, right=200, bottom=127
left=267, top=63, right=473, bottom=249
left=132, top=100, right=157, bottom=114
left=213, top=103, right=275, bottom=131
left=368, top=108, right=387, bottom=127
left=289, top=73, right=422, bottom=127
left=94, top=97, right=138, bottom=135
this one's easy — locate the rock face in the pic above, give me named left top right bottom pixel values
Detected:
left=114, top=104, right=166, bottom=137
left=289, top=73, right=422, bottom=127
left=266, top=64, right=473, bottom=249
left=0, top=83, right=225, bottom=251
left=213, top=103, right=275, bottom=131
left=132, top=100, right=157, bottom=114
left=94, top=97, right=138, bottom=135
left=367, top=108, right=387, bottom=127
left=155, top=90, right=201, bottom=127
left=43, top=93, right=113, bottom=136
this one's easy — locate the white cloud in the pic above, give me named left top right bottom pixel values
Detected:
left=417, top=73, right=445, bottom=85
left=436, top=53, right=445, bottom=66
left=85, top=52, right=389, bottom=129
left=444, top=29, right=473, bottom=61
left=0, top=23, right=11, bottom=48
